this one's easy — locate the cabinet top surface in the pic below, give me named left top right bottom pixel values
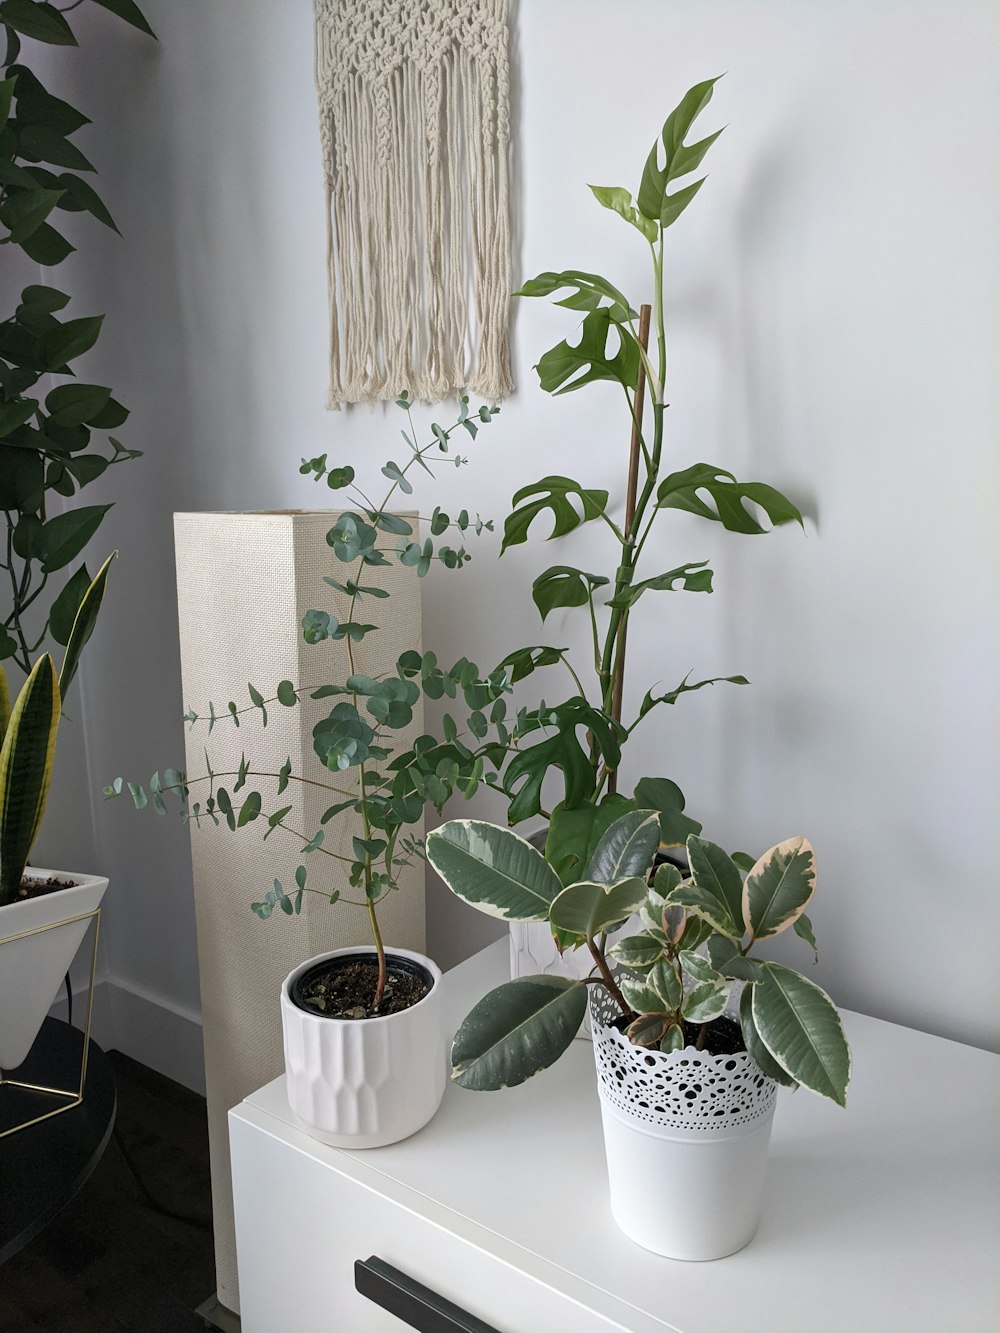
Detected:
left=239, top=941, right=1000, bottom=1333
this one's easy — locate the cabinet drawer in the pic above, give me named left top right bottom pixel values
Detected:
left=231, top=1107, right=655, bottom=1332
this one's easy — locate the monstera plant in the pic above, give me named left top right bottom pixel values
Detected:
left=485, top=76, right=804, bottom=886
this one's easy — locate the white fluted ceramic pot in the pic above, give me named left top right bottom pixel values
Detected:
left=590, top=986, right=777, bottom=1260
left=0, top=869, right=107, bottom=1071
left=281, top=945, right=446, bottom=1149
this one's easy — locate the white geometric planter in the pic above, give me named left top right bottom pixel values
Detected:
left=0, top=869, right=107, bottom=1071
left=590, top=985, right=777, bottom=1261
left=281, top=945, right=446, bottom=1149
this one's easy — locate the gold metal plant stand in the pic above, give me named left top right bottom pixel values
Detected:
left=0, top=906, right=101, bottom=1138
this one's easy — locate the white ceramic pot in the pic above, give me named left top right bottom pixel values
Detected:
left=281, top=945, right=446, bottom=1149
left=590, top=986, right=777, bottom=1260
left=0, top=868, right=108, bottom=1071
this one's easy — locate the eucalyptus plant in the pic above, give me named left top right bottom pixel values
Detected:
left=489, top=77, right=803, bottom=876
left=426, top=810, right=851, bottom=1106
left=109, top=398, right=535, bottom=1011
left=0, top=0, right=154, bottom=902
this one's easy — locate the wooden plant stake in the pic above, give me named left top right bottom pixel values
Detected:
left=607, top=303, right=652, bottom=796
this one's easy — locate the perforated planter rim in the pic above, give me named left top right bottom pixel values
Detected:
left=590, top=985, right=778, bottom=1261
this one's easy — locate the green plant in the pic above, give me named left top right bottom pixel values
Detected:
left=109, top=398, right=535, bottom=1010
left=489, top=77, right=803, bottom=876
left=0, top=0, right=154, bottom=902
left=426, top=811, right=850, bottom=1105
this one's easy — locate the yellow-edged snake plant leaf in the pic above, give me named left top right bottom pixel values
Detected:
left=0, top=654, right=61, bottom=902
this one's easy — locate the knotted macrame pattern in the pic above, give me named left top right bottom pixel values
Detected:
left=314, top=1, right=513, bottom=408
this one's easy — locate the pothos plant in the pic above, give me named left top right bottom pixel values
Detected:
left=0, top=0, right=154, bottom=903
left=426, top=809, right=851, bottom=1107
left=485, top=76, right=804, bottom=887
left=108, top=397, right=543, bottom=1011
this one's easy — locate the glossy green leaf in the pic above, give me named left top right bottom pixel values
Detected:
left=638, top=672, right=749, bottom=723
left=47, top=562, right=89, bottom=646
left=743, top=836, right=816, bottom=941
left=548, top=876, right=646, bottom=939
left=671, top=836, right=744, bottom=939
left=633, top=776, right=702, bottom=847
left=501, top=474, right=609, bottom=553
left=503, top=698, right=622, bottom=824
left=89, top=0, right=156, bottom=37
left=739, top=983, right=798, bottom=1089
left=793, top=912, right=819, bottom=962
left=753, top=963, right=850, bottom=1105
left=42, top=315, right=103, bottom=369
left=57, top=550, right=112, bottom=697
left=2, top=185, right=64, bottom=243
left=451, top=975, right=587, bottom=1089
left=45, top=382, right=112, bottom=426
left=531, top=564, right=609, bottom=621
left=637, top=76, right=722, bottom=222
left=606, top=561, right=713, bottom=610
left=54, top=171, right=118, bottom=231
left=534, top=306, right=640, bottom=397
left=514, top=268, right=635, bottom=324
left=41, top=504, right=111, bottom=573
left=0, top=0, right=77, bottom=45
left=586, top=809, right=659, bottom=883
left=587, top=184, right=657, bottom=241
left=17, top=124, right=92, bottom=170
left=544, top=793, right=635, bottom=887
left=427, top=819, right=563, bottom=922
left=18, top=219, right=73, bottom=265
left=656, top=463, right=803, bottom=534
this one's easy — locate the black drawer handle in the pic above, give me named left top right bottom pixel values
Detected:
left=355, top=1256, right=501, bottom=1333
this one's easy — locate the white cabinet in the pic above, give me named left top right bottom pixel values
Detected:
left=231, top=942, right=1000, bottom=1332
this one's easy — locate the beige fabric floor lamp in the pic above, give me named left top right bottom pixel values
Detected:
left=174, top=511, right=425, bottom=1325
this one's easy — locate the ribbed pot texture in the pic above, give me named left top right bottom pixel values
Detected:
left=281, top=945, right=446, bottom=1149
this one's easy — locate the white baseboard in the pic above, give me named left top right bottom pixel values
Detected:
left=50, top=976, right=206, bottom=1096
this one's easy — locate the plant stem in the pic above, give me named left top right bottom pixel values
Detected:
left=587, top=936, right=631, bottom=1017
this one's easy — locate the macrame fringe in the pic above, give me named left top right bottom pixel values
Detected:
left=314, top=2, right=513, bottom=409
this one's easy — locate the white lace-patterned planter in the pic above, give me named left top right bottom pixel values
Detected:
left=590, top=986, right=777, bottom=1261
left=281, top=946, right=446, bottom=1149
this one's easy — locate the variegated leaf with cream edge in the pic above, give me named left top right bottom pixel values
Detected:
left=585, top=808, right=660, bottom=884
left=739, top=983, right=798, bottom=1090
left=425, top=819, right=563, bottom=922
left=549, top=875, right=647, bottom=941
left=742, top=836, right=816, bottom=941
left=669, top=835, right=744, bottom=939
left=682, top=980, right=730, bottom=1024
left=752, top=962, right=850, bottom=1105
left=647, top=958, right=682, bottom=1009
left=607, top=934, right=664, bottom=973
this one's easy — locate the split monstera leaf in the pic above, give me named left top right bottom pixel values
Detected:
left=427, top=810, right=850, bottom=1105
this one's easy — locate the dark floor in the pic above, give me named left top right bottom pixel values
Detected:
left=0, top=1052, right=216, bottom=1333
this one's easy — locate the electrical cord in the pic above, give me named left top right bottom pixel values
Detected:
left=63, top=970, right=212, bottom=1231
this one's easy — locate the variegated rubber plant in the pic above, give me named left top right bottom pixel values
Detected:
left=426, top=810, right=850, bottom=1106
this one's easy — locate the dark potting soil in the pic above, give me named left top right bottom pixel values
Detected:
left=15, top=875, right=76, bottom=902
left=295, top=957, right=430, bottom=1020
left=614, top=1010, right=747, bottom=1058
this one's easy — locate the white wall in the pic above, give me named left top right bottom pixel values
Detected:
left=39, top=0, right=998, bottom=1078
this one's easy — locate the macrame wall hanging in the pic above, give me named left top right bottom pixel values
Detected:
left=314, top=0, right=513, bottom=408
